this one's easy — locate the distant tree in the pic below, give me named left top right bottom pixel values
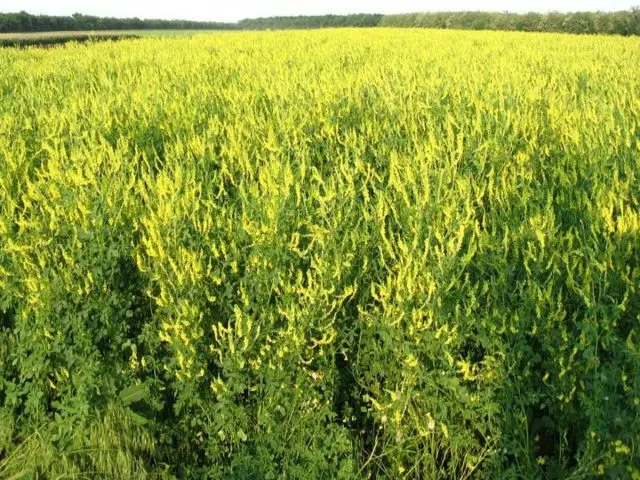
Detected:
left=0, top=9, right=639, bottom=35
left=0, top=11, right=236, bottom=33
left=237, top=14, right=383, bottom=30
left=380, top=10, right=640, bottom=35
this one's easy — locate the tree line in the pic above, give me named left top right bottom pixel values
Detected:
left=237, top=14, right=383, bottom=30
left=0, top=12, right=235, bottom=33
left=379, top=10, right=640, bottom=36
left=1, top=10, right=639, bottom=36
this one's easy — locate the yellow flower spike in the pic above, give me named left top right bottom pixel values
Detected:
left=404, top=355, right=418, bottom=368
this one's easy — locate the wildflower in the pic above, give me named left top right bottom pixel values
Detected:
left=427, top=413, right=435, bottom=431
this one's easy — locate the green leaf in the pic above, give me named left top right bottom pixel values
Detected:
left=130, top=411, right=150, bottom=426
left=119, top=383, right=148, bottom=406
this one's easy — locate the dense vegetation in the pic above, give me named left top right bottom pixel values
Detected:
left=0, top=11, right=235, bottom=33
left=1, top=9, right=640, bottom=35
left=1, top=29, right=639, bottom=479
left=240, top=10, right=640, bottom=35
left=0, top=31, right=140, bottom=48
left=237, top=14, right=383, bottom=30
left=380, top=10, right=640, bottom=36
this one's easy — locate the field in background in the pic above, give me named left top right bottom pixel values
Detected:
left=0, top=29, right=639, bottom=479
left=0, top=30, right=225, bottom=47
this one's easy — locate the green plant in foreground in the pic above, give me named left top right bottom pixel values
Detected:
left=0, top=405, right=161, bottom=479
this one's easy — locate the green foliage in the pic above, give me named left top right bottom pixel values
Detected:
left=0, top=29, right=639, bottom=478
left=0, top=11, right=236, bottom=34
left=2, top=9, right=640, bottom=36
left=380, top=9, right=640, bottom=36
left=237, top=14, right=384, bottom=30
left=0, top=405, right=161, bottom=479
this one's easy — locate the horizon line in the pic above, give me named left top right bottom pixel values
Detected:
left=0, top=8, right=637, bottom=24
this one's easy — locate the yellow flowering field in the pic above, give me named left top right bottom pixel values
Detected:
left=0, top=29, right=639, bottom=478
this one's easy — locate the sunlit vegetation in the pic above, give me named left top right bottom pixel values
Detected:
left=0, top=29, right=639, bottom=478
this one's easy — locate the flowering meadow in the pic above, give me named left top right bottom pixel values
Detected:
left=1, top=29, right=639, bottom=478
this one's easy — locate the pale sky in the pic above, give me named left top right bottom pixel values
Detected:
left=1, top=0, right=636, bottom=23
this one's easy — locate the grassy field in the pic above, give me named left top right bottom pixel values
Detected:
left=0, top=29, right=639, bottom=479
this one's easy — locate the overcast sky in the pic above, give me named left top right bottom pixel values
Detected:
left=1, top=0, right=636, bottom=23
